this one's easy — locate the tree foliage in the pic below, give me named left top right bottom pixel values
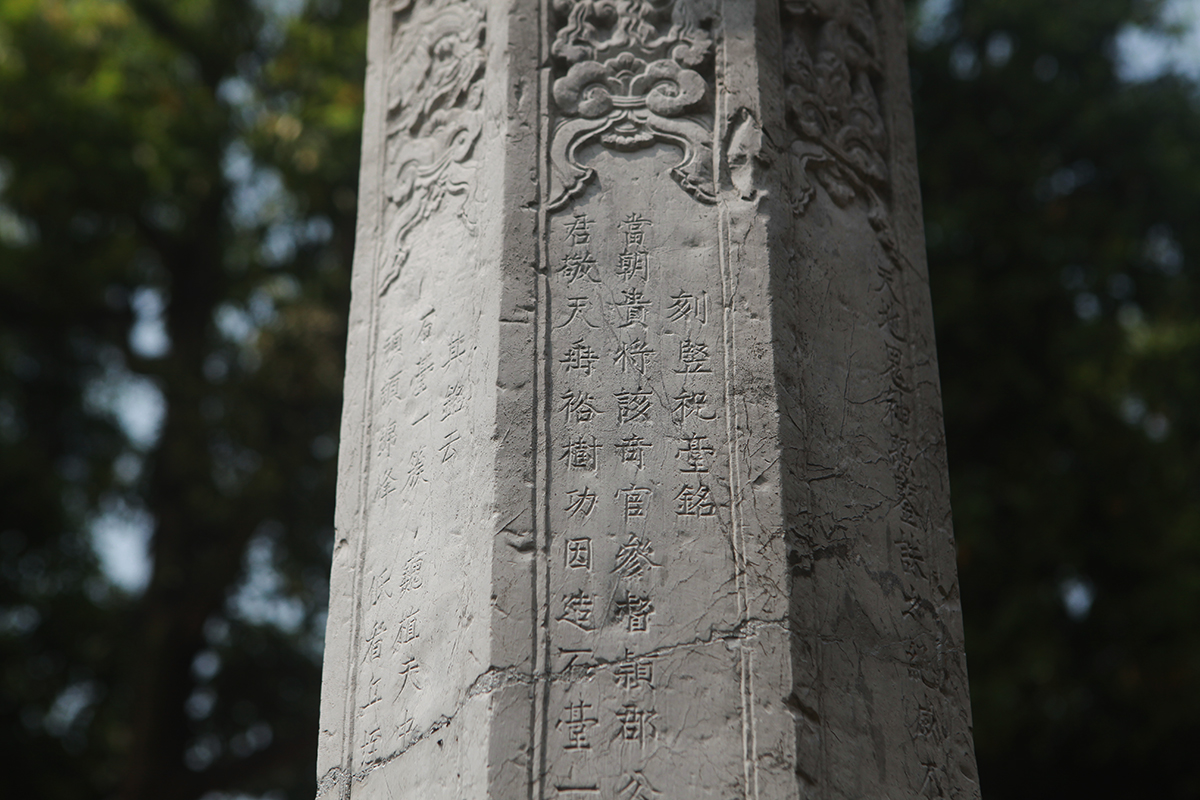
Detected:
left=911, top=0, right=1200, bottom=796
left=0, top=0, right=364, bottom=797
left=0, top=0, right=1197, bottom=798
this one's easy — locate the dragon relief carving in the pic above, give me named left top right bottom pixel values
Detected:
left=548, top=0, right=717, bottom=209
left=781, top=0, right=889, bottom=217
left=379, top=0, right=486, bottom=296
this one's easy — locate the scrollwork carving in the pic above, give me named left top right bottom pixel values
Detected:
left=781, top=0, right=888, bottom=217
left=379, top=0, right=486, bottom=296
left=548, top=0, right=717, bottom=209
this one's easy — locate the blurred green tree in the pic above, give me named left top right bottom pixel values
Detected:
left=910, top=0, right=1200, bottom=797
left=0, top=0, right=364, bottom=797
left=1, top=0, right=1198, bottom=798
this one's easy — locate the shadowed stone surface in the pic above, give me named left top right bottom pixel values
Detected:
left=317, top=1, right=980, bottom=797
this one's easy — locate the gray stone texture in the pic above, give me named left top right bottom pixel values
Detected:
left=317, top=0, right=980, bottom=797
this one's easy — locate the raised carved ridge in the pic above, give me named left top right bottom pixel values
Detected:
left=547, top=0, right=717, bottom=209
left=379, top=0, right=486, bottom=296
left=781, top=0, right=889, bottom=216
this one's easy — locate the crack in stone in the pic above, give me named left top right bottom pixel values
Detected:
left=322, top=618, right=790, bottom=791
left=350, top=712, right=457, bottom=784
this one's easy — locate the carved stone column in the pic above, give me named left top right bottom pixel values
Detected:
left=317, top=1, right=980, bottom=798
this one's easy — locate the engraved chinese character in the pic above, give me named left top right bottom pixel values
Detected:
left=561, top=391, right=602, bottom=424
left=405, top=449, right=428, bottom=489
left=614, top=387, right=653, bottom=424
left=898, top=536, right=927, bottom=578
left=395, top=657, right=422, bottom=696
left=560, top=436, right=601, bottom=473
left=382, top=329, right=403, bottom=354
left=443, top=334, right=467, bottom=366
left=674, top=337, right=712, bottom=375
left=563, top=211, right=594, bottom=246
left=676, top=434, right=715, bottom=473
left=615, top=433, right=653, bottom=470
left=397, top=555, right=423, bottom=593
left=614, top=338, right=655, bottom=375
left=618, top=212, right=652, bottom=248
left=558, top=296, right=597, bottom=329
left=418, top=313, right=434, bottom=342
left=558, top=699, right=598, bottom=750
left=615, top=288, right=652, bottom=328
left=914, top=704, right=940, bottom=740
left=565, top=487, right=598, bottom=519
left=365, top=620, right=388, bottom=661
left=411, top=354, right=434, bottom=395
left=618, top=772, right=660, bottom=800
left=361, top=674, right=383, bottom=710
left=616, top=484, right=652, bottom=522
left=667, top=289, right=708, bottom=324
left=920, top=761, right=943, bottom=798
left=368, top=568, right=391, bottom=605
left=566, top=538, right=592, bottom=569
left=438, top=428, right=461, bottom=463
left=884, top=384, right=912, bottom=426
left=559, top=589, right=595, bottom=631
left=393, top=610, right=418, bottom=648
left=612, top=649, right=655, bottom=690
left=361, top=727, right=382, bottom=757
left=675, top=484, right=716, bottom=517
left=905, top=640, right=937, bottom=684
left=375, top=467, right=397, bottom=501
left=561, top=338, right=600, bottom=376
left=671, top=390, right=717, bottom=424
left=441, top=383, right=466, bottom=421
left=559, top=250, right=600, bottom=284
left=558, top=647, right=595, bottom=671
left=381, top=370, right=403, bottom=404
left=614, top=703, right=656, bottom=746
left=613, top=533, right=659, bottom=579
left=615, top=247, right=649, bottom=281
left=615, top=591, right=654, bottom=632
left=377, top=420, right=398, bottom=458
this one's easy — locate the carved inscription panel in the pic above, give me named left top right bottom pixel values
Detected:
left=544, top=145, right=744, bottom=799
left=347, top=0, right=495, bottom=778
left=778, top=1, right=978, bottom=796
left=355, top=202, right=494, bottom=772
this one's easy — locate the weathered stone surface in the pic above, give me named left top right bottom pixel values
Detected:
left=317, top=1, right=980, bottom=797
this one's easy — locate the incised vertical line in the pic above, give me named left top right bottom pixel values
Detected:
left=533, top=2, right=554, bottom=798
left=340, top=4, right=394, bottom=787
left=715, top=4, right=758, bottom=795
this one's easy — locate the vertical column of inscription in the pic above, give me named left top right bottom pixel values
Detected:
left=355, top=278, right=488, bottom=770
left=538, top=2, right=754, bottom=795
left=542, top=149, right=744, bottom=800
left=778, top=0, right=978, bottom=795
left=346, top=0, right=493, bottom=784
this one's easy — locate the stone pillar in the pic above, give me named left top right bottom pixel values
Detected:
left=317, top=0, right=980, bottom=798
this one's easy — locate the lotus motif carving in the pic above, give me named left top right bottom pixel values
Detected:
left=548, top=0, right=716, bottom=208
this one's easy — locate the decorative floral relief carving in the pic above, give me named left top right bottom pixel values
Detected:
left=548, top=0, right=717, bottom=209
left=781, top=0, right=889, bottom=217
left=379, top=0, right=486, bottom=296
